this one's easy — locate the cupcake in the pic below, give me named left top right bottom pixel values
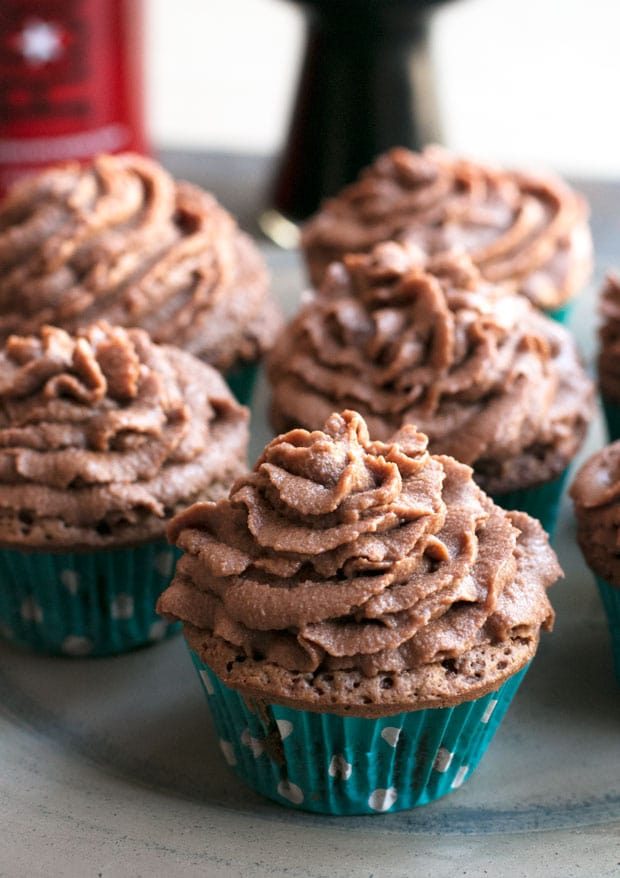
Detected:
left=0, top=321, right=248, bottom=656
left=0, top=152, right=281, bottom=403
left=157, top=410, right=561, bottom=814
left=598, top=274, right=620, bottom=441
left=269, top=244, right=593, bottom=535
left=301, top=145, right=592, bottom=322
left=570, top=443, right=620, bottom=685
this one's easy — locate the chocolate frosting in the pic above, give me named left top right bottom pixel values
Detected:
left=269, top=244, right=593, bottom=495
left=0, top=153, right=280, bottom=371
left=570, top=442, right=620, bottom=587
left=0, top=322, right=248, bottom=549
left=158, top=411, right=560, bottom=715
left=598, top=274, right=620, bottom=402
left=301, top=146, right=592, bottom=310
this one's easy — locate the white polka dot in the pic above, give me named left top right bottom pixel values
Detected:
left=241, top=728, right=265, bottom=758
left=219, top=739, right=237, bottom=766
left=328, top=754, right=352, bottom=780
left=20, top=597, right=43, bottom=624
left=433, top=747, right=454, bottom=773
left=277, top=780, right=304, bottom=805
left=480, top=699, right=498, bottom=724
left=154, top=551, right=175, bottom=578
left=148, top=619, right=168, bottom=641
left=276, top=719, right=293, bottom=740
left=199, top=669, right=215, bottom=694
left=451, top=765, right=469, bottom=789
left=380, top=726, right=401, bottom=748
left=109, top=594, right=134, bottom=620
left=61, top=635, right=93, bottom=657
left=368, top=787, right=398, bottom=812
left=60, top=569, right=80, bottom=594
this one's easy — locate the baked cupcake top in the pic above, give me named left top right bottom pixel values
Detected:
left=598, top=274, right=620, bottom=402
left=570, top=442, right=620, bottom=587
left=0, top=322, right=248, bottom=550
left=269, top=243, right=593, bottom=495
left=301, top=145, right=592, bottom=310
left=158, top=410, right=561, bottom=715
left=0, top=152, right=280, bottom=371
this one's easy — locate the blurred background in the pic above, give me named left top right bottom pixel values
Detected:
left=147, top=0, right=619, bottom=177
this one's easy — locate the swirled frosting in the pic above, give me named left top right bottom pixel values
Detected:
left=269, top=244, right=593, bottom=495
left=570, top=442, right=620, bottom=587
left=0, top=322, right=248, bottom=549
left=598, top=274, right=620, bottom=402
left=301, top=145, right=592, bottom=310
left=0, top=152, right=280, bottom=371
left=158, top=411, right=560, bottom=715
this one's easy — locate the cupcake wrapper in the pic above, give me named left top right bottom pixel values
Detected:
left=225, top=362, right=259, bottom=406
left=491, top=466, right=569, bottom=537
left=0, top=542, right=181, bottom=657
left=595, top=576, right=620, bottom=685
left=189, top=650, right=529, bottom=815
left=601, top=397, right=620, bottom=444
left=545, top=299, right=575, bottom=326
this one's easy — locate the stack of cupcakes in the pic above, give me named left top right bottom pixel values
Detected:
left=0, top=150, right=285, bottom=656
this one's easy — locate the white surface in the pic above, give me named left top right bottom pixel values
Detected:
left=0, top=247, right=619, bottom=878
left=146, top=0, right=620, bottom=177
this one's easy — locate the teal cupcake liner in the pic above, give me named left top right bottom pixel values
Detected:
left=491, top=466, right=569, bottom=537
left=0, top=541, right=181, bottom=657
left=601, top=397, right=620, bottom=443
left=225, top=362, right=259, bottom=406
left=545, top=299, right=576, bottom=326
left=595, top=576, right=620, bottom=685
left=189, top=650, right=529, bottom=815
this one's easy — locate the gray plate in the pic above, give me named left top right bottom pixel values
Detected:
left=1, top=246, right=619, bottom=878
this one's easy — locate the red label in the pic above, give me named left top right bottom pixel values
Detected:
left=0, top=0, right=147, bottom=192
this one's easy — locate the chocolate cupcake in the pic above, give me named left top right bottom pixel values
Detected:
left=0, top=152, right=281, bottom=403
left=157, top=410, right=561, bottom=814
left=301, top=146, right=592, bottom=321
left=269, top=244, right=594, bottom=534
left=0, top=322, right=248, bottom=656
left=598, top=274, right=620, bottom=441
left=570, top=443, right=620, bottom=686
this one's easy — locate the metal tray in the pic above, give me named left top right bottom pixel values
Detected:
left=1, top=246, right=619, bottom=878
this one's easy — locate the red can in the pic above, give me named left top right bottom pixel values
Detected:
left=0, top=0, right=147, bottom=194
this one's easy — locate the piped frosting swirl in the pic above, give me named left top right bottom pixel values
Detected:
left=0, top=322, right=248, bottom=549
left=158, top=411, right=560, bottom=714
left=301, top=145, right=592, bottom=310
left=0, top=152, right=280, bottom=370
left=269, top=244, right=593, bottom=495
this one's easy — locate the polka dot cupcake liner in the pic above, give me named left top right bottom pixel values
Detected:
left=595, top=576, right=620, bottom=686
left=0, top=541, right=181, bottom=657
left=225, top=362, right=259, bottom=407
left=601, top=398, right=620, bottom=444
left=491, top=466, right=570, bottom=538
left=189, top=649, right=530, bottom=815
